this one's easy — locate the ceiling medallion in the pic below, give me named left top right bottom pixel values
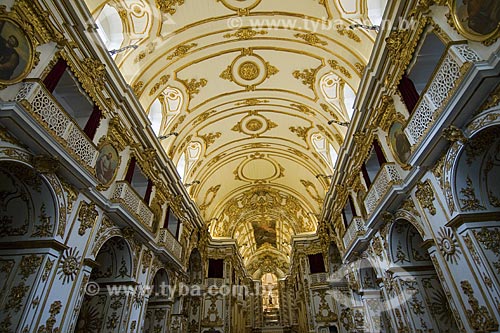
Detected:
left=232, top=111, right=278, bottom=137
left=234, top=154, right=284, bottom=183
left=223, top=27, right=268, bottom=40
left=220, top=48, right=279, bottom=91
left=218, top=0, right=262, bottom=16
left=238, top=61, right=260, bottom=81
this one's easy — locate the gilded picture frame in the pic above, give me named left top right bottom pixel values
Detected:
left=450, top=0, right=500, bottom=43
left=95, top=139, right=121, bottom=188
left=0, top=16, right=35, bottom=85
left=388, top=121, right=411, bottom=166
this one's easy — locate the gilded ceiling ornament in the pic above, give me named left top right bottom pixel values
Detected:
left=235, top=98, right=269, bottom=106
left=292, top=67, right=319, bottom=91
left=238, top=61, right=260, bottom=80
left=294, top=32, right=327, bottom=46
left=198, top=132, right=222, bottom=148
left=33, top=155, right=59, bottom=174
left=290, top=103, right=315, bottom=116
left=300, top=180, right=323, bottom=204
left=132, top=81, right=144, bottom=97
left=57, top=247, right=81, bottom=284
left=328, top=59, right=352, bottom=79
left=354, top=62, right=365, bottom=75
left=437, top=227, right=461, bottom=264
left=316, top=124, right=334, bottom=142
left=155, top=0, right=185, bottom=14
left=336, top=25, right=361, bottom=42
left=459, top=176, right=486, bottom=211
left=218, top=0, right=262, bottom=15
left=231, top=111, right=277, bottom=137
left=77, top=201, right=99, bottom=235
left=171, top=114, right=186, bottom=131
left=289, top=125, right=312, bottom=141
left=134, top=42, right=156, bottom=63
left=199, top=185, right=221, bottom=212
left=223, top=27, right=267, bottom=40
left=149, top=74, right=171, bottom=96
left=460, top=280, right=498, bottom=331
left=179, top=78, right=207, bottom=98
left=415, top=180, right=436, bottom=215
left=166, top=43, right=197, bottom=61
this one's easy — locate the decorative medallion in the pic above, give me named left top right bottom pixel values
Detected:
left=178, top=77, right=207, bottom=98
left=220, top=48, right=278, bottom=91
left=232, top=111, right=277, bottom=137
left=388, top=121, right=411, bottom=165
left=57, top=247, right=81, bottom=284
left=436, top=227, right=461, bottom=264
left=0, top=16, right=36, bottom=88
left=415, top=180, right=436, bottom=215
left=449, top=0, right=500, bottom=45
left=218, top=0, right=262, bottom=15
left=238, top=61, right=260, bottom=80
left=95, top=140, right=120, bottom=188
left=234, top=153, right=284, bottom=183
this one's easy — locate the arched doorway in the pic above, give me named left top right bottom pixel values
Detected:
left=143, top=269, right=171, bottom=333
left=74, top=236, right=134, bottom=333
left=261, top=273, right=280, bottom=326
left=184, top=248, right=203, bottom=332
left=387, top=219, right=458, bottom=331
left=0, top=161, right=62, bottom=332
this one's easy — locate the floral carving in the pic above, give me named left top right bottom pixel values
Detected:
left=77, top=201, right=99, bottom=236
left=415, top=180, right=436, bottom=215
left=460, top=177, right=486, bottom=211
left=57, top=247, right=81, bottom=284
left=460, top=281, right=498, bottom=332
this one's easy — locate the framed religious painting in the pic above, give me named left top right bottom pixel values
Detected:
left=0, top=16, right=35, bottom=86
left=388, top=121, right=411, bottom=166
left=95, top=141, right=120, bottom=187
left=450, top=0, right=500, bottom=44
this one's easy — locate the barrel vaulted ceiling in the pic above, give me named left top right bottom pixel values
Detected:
left=85, top=0, right=382, bottom=276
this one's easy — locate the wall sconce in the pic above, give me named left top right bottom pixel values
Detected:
left=158, top=132, right=179, bottom=140
left=184, top=180, right=200, bottom=188
left=327, top=119, right=350, bottom=127
left=108, top=44, right=138, bottom=55
left=349, top=24, right=380, bottom=32
left=316, top=174, right=334, bottom=179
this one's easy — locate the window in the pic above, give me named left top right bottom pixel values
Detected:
left=342, top=195, right=357, bottom=226
left=208, top=259, right=224, bottom=278
left=308, top=253, right=326, bottom=274
left=164, top=207, right=180, bottom=239
left=362, top=140, right=387, bottom=187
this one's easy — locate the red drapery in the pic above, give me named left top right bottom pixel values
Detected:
left=43, top=58, right=67, bottom=93
left=398, top=75, right=419, bottom=113
left=124, top=157, right=136, bottom=183
left=143, top=179, right=153, bottom=203
left=83, top=105, right=102, bottom=140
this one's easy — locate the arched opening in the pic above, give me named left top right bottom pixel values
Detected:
left=143, top=269, right=171, bottom=333
left=0, top=161, right=61, bottom=332
left=454, top=125, right=500, bottom=213
left=95, top=4, right=124, bottom=53
left=184, top=249, right=203, bottom=332
left=74, top=236, right=134, bottom=333
left=262, top=273, right=280, bottom=326
left=387, top=219, right=458, bottom=331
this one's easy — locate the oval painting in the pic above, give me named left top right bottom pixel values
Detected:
left=389, top=122, right=411, bottom=165
left=452, top=0, right=500, bottom=40
left=0, top=18, right=34, bottom=84
left=95, top=143, right=119, bottom=185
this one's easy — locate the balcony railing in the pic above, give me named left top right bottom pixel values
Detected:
left=310, top=272, right=329, bottom=285
left=14, top=80, right=98, bottom=169
left=157, top=228, right=183, bottom=260
left=364, top=163, right=404, bottom=215
left=111, top=181, right=155, bottom=229
left=405, top=44, right=481, bottom=147
left=206, top=278, right=225, bottom=287
left=343, top=216, right=366, bottom=249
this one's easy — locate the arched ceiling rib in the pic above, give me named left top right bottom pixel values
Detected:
left=86, top=0, right=378, bottom=274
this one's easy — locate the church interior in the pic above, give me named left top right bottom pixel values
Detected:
left=0, top=0, right=499, bottom=332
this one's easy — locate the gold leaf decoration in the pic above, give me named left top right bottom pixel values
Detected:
left=294, top=32, right=327, bottom=45
left=223, top=27, right=268, bottom=40
left=328, top=59, right=351, bottom=78
left=167, top=43, right=197, bottom=60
